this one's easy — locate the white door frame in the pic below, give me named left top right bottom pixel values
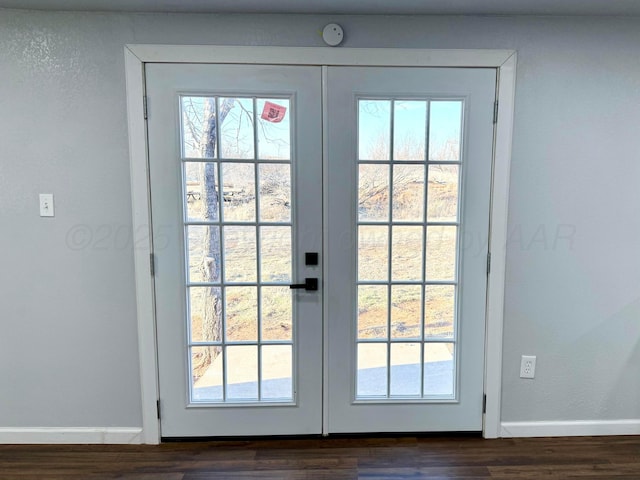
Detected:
left=124, top=45, right=516, bottom=444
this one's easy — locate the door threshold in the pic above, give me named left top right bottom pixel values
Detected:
left=161, top=431, right=482, bottom=443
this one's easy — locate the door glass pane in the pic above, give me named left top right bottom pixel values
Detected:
left=359, top=100, right=391, bottom=161
left=219, top=97, right=255, bottom=159
left=390, top=343, right=421, bottom=397
left=359, top=164, right=389, bottom=222
left=429, top=101, right=462, bottom=161
left=390, top=284, right=422, bottom=339
left=261, top=345, right=293, bottom=400
left=189, top=286, right=222, bottom=343
left=392, top=164, right=425, bottom=222
left=393, top=100, right=426, bottom=161
left=191, top=346, right=223, bottom=402
left=261, top=286, right=293, bottom=341
left=184, top=162, right=218, bottom=222
left=427, top=165, right=459, bottom=222
left=260, top=226, right=292, bottom=282
left=258, top=163, right=291, bottom=222
left=225, top=287, right=258, bottom=342
left=257, top=98, right=291, bottom=160
left=424, top=343, right=455, bottom=397
left=358, top=226, right=389, bottom=281
left=221, top=162, right=256, bottom=222
left=357, top=343, right=388, bottom=397
left=181, top=96, right=217, bottom=159
left=226, top=345, right=258, bottom=400
left=182, top=94, right=294, bottom=404
left=187, top=225, right=220, bottom=284
left=224, top=226, right=257, bottom=283
left=425, top=285, right=455, bottom=339
left=426, top=226, right=457, bottom=281
left=391, top=226, right=423, bottom=281
left=358, top=285, right=388, bottom=340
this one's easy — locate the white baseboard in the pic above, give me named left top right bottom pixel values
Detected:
left=501, top=420, right=640, bottom=438
left=0, top=427, right=143, bottom=444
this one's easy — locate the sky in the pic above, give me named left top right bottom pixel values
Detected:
left=181, top=95, right=462, bottom=163
left=358, top=99, right=463, bottom=161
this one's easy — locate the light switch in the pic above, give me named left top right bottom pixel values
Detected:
left=39, top=194, right=55, bottom=217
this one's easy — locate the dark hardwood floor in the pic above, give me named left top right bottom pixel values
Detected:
left=0, top=435, right=638, bottom=479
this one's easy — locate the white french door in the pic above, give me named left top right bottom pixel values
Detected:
left=326, top=67, right=495, bottom=432
left=146, top=64, right=323, bottom=437
left=146, top=63, right=495, bottom=437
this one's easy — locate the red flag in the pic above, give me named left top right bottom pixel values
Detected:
left=261, top=101, right=287, bottom=123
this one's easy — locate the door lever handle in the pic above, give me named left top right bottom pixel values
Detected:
left=289, top=278, right=318, bottom=291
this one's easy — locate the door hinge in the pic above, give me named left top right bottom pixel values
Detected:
left=486, top=251, right=491, bottom=275
left=143, top=95, right=148, bottom=120
left=156, top=399, right=161, bottom=419
left=150, top=253, right=155, bottom=276
left=493, top=100, right=499, bottom=124
left=483, top=394, right=487, bottom=414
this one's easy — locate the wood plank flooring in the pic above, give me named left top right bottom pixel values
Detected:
left=0, top=435, right=638, bottom=479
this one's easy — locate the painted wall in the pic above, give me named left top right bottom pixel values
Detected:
left=0, top=9, right=639, bottom=430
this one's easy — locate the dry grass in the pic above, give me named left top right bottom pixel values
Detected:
left=186, top=164, right=459, bottom=382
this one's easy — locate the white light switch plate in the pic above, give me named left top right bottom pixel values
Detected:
left=39, top=194, right=55, bottom=217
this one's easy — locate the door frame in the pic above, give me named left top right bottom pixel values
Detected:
left=124, top=45, right=517, bottom=444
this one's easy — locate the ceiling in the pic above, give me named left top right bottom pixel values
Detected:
left=1, top=0, right=640, bottom=16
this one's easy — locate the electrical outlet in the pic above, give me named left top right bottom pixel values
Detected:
left=520, top=355, right=536, bottom=379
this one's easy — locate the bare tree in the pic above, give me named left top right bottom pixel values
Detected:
left=186, top=98, right=288, bottom=374
left=358, top=132, right=423, bottom=218
left=195, top=98, right=235, bottom=369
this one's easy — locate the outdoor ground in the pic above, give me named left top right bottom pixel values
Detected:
left=184, top=162, right=460, bottom=396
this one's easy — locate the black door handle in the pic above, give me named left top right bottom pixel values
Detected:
left=289, top=278, right=318, bottom=291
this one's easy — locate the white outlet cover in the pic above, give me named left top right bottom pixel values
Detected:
left=322, top=23, right=344, bottom=47
left=520, top=355, right=536, bottom=379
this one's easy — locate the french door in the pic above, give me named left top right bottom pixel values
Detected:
left=146, top=63, right=495, bottom=437
left=326, top=67, right=495, bottom=432
left=147, top=65, right=323, bottom=437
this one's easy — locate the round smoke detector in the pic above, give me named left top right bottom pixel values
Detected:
left=322, top=23, right=344, bottom=47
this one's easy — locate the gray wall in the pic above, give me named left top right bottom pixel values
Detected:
left=1, top=9, right=639, bottom=429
